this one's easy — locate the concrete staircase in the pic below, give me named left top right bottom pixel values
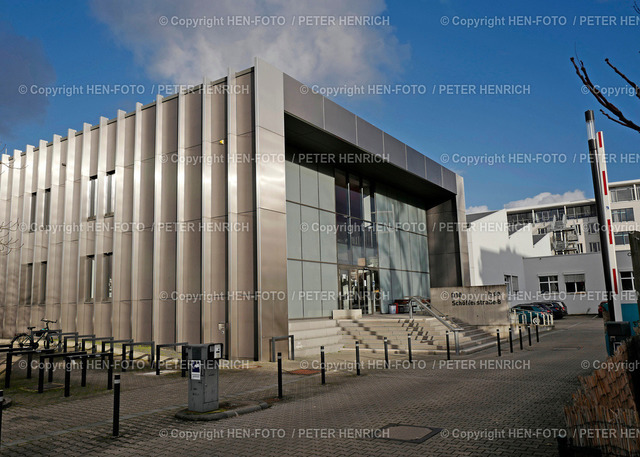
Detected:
left=288, top=319, right=344, bottom=357
left=337, top=316, right=497, bottom=355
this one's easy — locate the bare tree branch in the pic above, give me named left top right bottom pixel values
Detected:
left=570, top=57, right=640, bottom=133
left=604, top=58, right=640, bottom=100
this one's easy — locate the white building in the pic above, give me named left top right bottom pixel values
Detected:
left=467, top=179, right=639, bottom=314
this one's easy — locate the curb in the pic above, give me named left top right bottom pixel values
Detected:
left=175, top=401, right=269, bottom=421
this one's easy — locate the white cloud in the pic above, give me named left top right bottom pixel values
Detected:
left=466, top=205, right=489, bottom=214
left=90, top=0, right=409, bottom=87
left=503, top=190, right=587, bottom=209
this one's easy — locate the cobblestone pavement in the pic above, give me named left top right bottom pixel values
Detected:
left=0, top=316, right=607, bottom=456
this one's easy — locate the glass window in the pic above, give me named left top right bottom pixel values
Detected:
left=614, top=232, right=630, bottom=245
left=621, top=271, right=635, bottom=291
left=362, top=179, right=373, bottom=222
left=336, top=214, right=350, bottom=264
left=335, top=170, right=348, bottom=215
left=349, top=175, right=362, bottom=219
left=564, top=273, right=586, bottom=293
left=104, top=253, right=113, bottom=299
left=21, top=263, right=33, bottom=305
left=86, top=256, right=96, bottom=302
left=589, top=242, right=600, bottom=252
left=43, top=189, right=51, bottom=228
left=611, top=186, right=635, bottom=202
left=539, top=275, right=559, bottom=293
left=611, top=208, right=634, bottom=222
left=105, top=171, right=115, bottom=215
left=349, top=217, right=364, bottom=265
left=29, top=192, right=37, bottom=231
left=39, top=262, right=47, bottom=304
left=505, top=275, right=519, bottom=294
left=88, top=176, right=97, bottom=219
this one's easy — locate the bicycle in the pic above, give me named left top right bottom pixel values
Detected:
left=11, top=318, right=61, bottom=350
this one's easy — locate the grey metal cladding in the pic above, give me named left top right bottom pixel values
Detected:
left=283, top=74, right=324, bottom=127
left=355, top=117, right=384, bottom=157
left=442, top=168, right=457, bottom=193
left=323, top=99, right=357, bottom=145
left=383, top=133, right=407, bottom=169
left=406, top=146, right=426, bottom=179
left=425, top=156, right=443, bottom=187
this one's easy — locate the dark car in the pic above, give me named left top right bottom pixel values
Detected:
left=552, top=301, right=568, bottom=316
left=536, top=301, right=564, bottom=319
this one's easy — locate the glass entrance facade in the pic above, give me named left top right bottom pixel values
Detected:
left=286, top=154, right=430, bottom=318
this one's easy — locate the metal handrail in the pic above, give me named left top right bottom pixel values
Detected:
left=407, top=296, right=462, bottom=355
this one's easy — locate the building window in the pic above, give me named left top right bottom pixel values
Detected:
left=335, top=170, right=348, bottom=216
left=621, top=271, right=635, bottom=291
left=104, top=253, right=113, bottom=300
left=38, top=261, right=47, bottom=305
left=611, top=186, right=635, bottom=202
left=43, top=188, right=51, bottom=229
left=574, top=224, right=582, bottom=235
left=29, top=192, right=37, bottom=231
left=576, top=243, right=583, bottom=253
left=611, top=208, right=634, bottom=223
left=85, top=255, right=96, bottom=302
left=564, top=273, right=586, bottom=293
left=21, top=263, right=33, bottom=305
left=504, top=275, right=519, bottom=294
left=566, top=204, right=596, bottom=219
left=585, top=222, right=600, bottom=234
left=88, top=176, right=97, bottom=219
left=589, top=242, right=601, bottom=253
left=614, top=232, right=630, bottom=245
left=539, top=275, right=559, bottom=293
left=105, top=171, right=115, bottom=216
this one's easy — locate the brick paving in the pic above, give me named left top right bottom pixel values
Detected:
left=0, top=316, right=608, bottom=456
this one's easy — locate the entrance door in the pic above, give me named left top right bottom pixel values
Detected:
left=339, top=267, right=381, bottom=314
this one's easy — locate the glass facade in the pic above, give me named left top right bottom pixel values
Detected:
left=286, top=155, right=430, bottom=318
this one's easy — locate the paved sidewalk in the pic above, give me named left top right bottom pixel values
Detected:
left=0, top=316, right=608, bottom=456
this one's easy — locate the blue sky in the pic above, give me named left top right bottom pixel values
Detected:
left=2, top=0, right=639, bottom=211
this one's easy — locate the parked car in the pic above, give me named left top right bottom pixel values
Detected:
left=535, top=301, right=564, bottom=319
left=511, top=304, right=551, bottom=325
left=552, top=301, right=568, bottom=316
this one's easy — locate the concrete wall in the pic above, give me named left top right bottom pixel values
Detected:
left=431, top=285, right=509, bottom=328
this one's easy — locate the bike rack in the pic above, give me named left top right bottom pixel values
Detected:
left=81, top=336, right=113, bottom=354
left=64, top=352, right=114, bottom=397
left=121, top=341, right=155, bottom=372
left=1, top=347, right=55, bottom=388
left=58, top=332, right=79, bottom=352
left=38, top=351, right=87, bottom=393
left=65, top=334, right=95, bottom=352
left=155, top=342, right=189, bottom=376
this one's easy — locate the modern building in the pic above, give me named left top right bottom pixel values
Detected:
left=506, top=179, right=640, bottom=255
left=0, top=58, right=469, bottom=360
left=467, top=181, right=639, bottom=314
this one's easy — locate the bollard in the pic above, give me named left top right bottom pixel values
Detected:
left=355, top=341, right=361, bottom=376
left=496, top=330, right=501, bottom=357
left=384, top=337, right=389, bottom=369
left=407, top=336, right=412, bottom=363
left=277, top=352, right=283, bottom=399
left=535, top=324, right=539, bottom=343
left=320, top=346, right=326, bottom=385
left=81, top=356, right=87, bottom=387
left=107, top=353, right=114, bottom=390
left=156, top=346, right=161, bottom=375
left=527, top=325, right=532, bottom=347
left=5, top=352, right=12, bottom=388
left=519, top=326, right=523, bottom=350
left=446, top=331, right=451, bottom=361
left=113, top=374, right=120, bottom=437
left=509, top=328, right=513, bottom=353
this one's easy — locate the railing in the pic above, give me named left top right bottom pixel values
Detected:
left=407, top=296, right=462, bottom=355
left=509, top=310, right=554, bottom=326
